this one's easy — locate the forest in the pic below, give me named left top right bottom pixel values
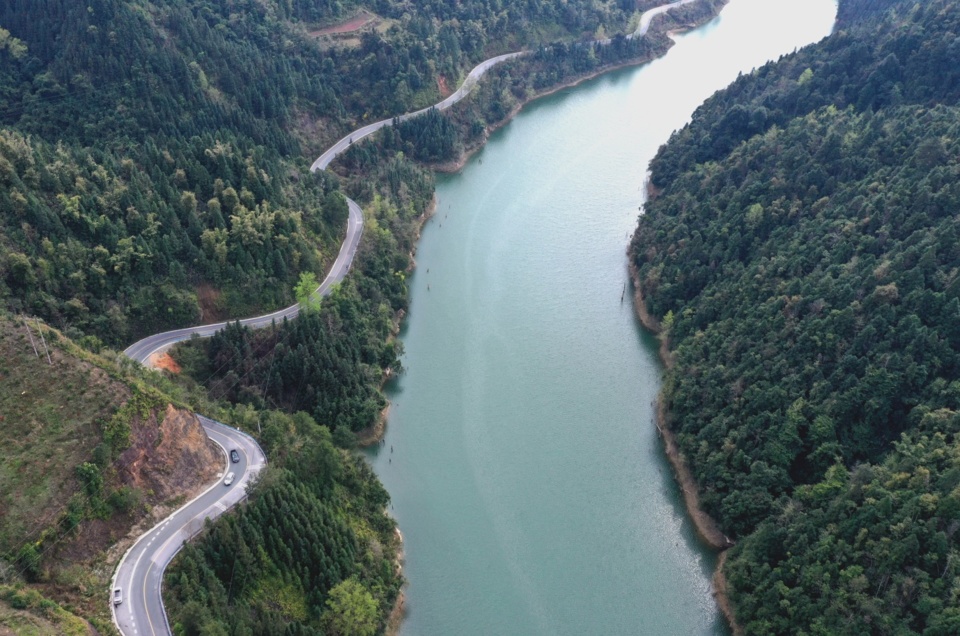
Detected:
left=630, top=0, right=960, bottom=632
left=0, top=0, right=657, bottom=346
left=0, top=0, right=713, bottom=634
left=163, top=414, right=402, bottom=636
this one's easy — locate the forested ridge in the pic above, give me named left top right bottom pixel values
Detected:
left=0, top=0, right=660, bottom=346
left=630, top=0, right=960, bottom=632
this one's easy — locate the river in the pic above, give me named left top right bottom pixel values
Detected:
left=363, top=1, right=838, bottom=633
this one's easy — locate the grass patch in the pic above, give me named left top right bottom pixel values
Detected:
left=0, top=315, right=131, bottom=556
left=250, top=575, right=309, bottom=622
left=0, top=585, right=90, bottom=636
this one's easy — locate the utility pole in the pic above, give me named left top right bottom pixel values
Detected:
left=35, top=318, right=52, bottom=365
left=22, top=316, right=39, bottom=358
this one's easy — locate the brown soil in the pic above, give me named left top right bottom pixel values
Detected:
left=55, top=406, right=220, bottom=564
left=355, top=403, right=389, bottom=447
left=655, top=396, right=731, bottom=549
left=309, top=11, right=377, bottom=36
left=385, top=591, right=406, bottom=636
left=437, top=75, right=451, bottom=98
left=713, top=551, right=744, bottom=635
left=629, top=261, right=674, bottom=368
left=41, top=404, right=221, bottom=624
left=118, top=405, right=221, bottom=502
left=196, top=283, right=225, bottom=322
left=384, top=528, right=407, bottom=636
left=148, top=351, right=182, bottom=374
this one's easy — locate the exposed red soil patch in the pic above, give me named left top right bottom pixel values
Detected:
left=56, top=406, right=220, bottom=566
left=309, top=11, right=377, bottom=36
left=437, top=75, right=451, bottom=98
left=149, top=351, right=182, bottom=374
left=118, top=405, right=221, bottom=503
left=47, top=404, right=221, bottom=620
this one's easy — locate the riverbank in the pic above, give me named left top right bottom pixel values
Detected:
left=430, top=0, right=729, bottom=174
left=355, top=193, right=438, bottom=448
left=629, top=261, right=730, bottom=551
left=365, top=0, right=818, bottom=627
left=630, top=259, right=743, bottom=635
left=368, top=3, right=734, bottom=634
left=358, top=0, right=842, bottom=632
left=631, top=196, right=740, bottom=632
left=353, top=196, right=442, bottom=630
left=384, top=528, right=407, bottom=635
left=713, top=551, right=743, bottom=636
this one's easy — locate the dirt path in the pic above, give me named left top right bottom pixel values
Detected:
left=309, top=11, right=377, bottom=37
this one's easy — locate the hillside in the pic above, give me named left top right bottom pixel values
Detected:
left=0, top=312, right=220, bottom=631
left=0, top=1, right=736, bottom=634
left=0, top=309, right=407, bottom=635
left=630, top=0, right=960, bottom=632
left=0, top=0, right=670, bottom=347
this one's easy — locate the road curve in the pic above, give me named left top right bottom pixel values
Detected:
left=124, top=0, right=696, bottom=366
left=310, top=51, right=526, bottom=173
left=112, top=3, right=703, bottom=634
left=111, top=418, right=266, bottom=636
left=123, top=198, right=364, bottom=364
left=632, top=0, right=701, bottom=38
left=308, top=0, right=699, bottom=172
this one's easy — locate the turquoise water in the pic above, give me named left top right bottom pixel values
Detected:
left=365, top=1, right=838, bottom=633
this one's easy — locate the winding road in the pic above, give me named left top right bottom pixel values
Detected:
left=112, top=2, right=702, bottom=634
left=122, top=198, right=364, bottom=365
left=111, top=419, right=265, bottom=636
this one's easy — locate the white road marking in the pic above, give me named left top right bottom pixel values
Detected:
left=112, top=5, right=695, bottom=633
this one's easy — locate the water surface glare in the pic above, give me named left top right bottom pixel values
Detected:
left=365, top=1, right=837, bottom=633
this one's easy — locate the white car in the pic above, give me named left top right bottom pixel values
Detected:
left=113, top=588, right=122, bottom=606
left=224, top=472, right=235, bottom=486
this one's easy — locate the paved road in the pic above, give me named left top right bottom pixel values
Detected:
left=112, top=3, right=701, bottom=634
left=124, top=0, right=697, bottom=367
left=308, top=0, right=698, bottom=173
left=123, top=197, right=364, bottom=364
left=310, top=51, right=526, bottom=172
left=111, top=418, right=265, bottom=636
left=631, top=0, right=701, bottom=39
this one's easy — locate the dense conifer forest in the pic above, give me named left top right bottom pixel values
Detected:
left=163, top=413, right=401, bottom=635
left=0, top=0, right=662, bottom=346
left=631, top=0, right=960, bottom=632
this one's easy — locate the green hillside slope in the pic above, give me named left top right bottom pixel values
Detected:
left=630, top=0, right=960, bottom=632
left=0, top=312, right=223, bottom=631
left=0, top=0, right=665, bottom=346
